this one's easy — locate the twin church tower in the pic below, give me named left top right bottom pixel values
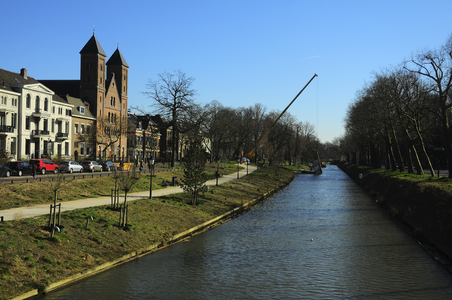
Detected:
left=42, top=33, right=129, bottom=158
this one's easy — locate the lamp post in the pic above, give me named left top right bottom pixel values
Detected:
left=149, top=157, right=155, bottom=199
left=246, top=159, right=249, bottom=175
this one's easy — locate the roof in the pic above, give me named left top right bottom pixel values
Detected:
left=63, top=95, right=95, bottom=120
left=107, top=48, right=129, bottom=68
left=80, top=34, right=107, bottom=56
left=39, top=80, right=80, bottom=98
left=0, top=68, right=40, bottom=93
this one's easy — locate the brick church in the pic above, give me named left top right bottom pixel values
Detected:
left=41, top=33, right=129, bottom=160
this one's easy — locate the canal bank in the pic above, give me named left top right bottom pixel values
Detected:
left=3, top=166, right=294, bottom=300
left=338, top=163, right=452, bottom=272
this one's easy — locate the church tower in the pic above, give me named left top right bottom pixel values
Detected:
left=106, top=47, right=129, bottom=115
left=79, top=34, right=107, bottom=117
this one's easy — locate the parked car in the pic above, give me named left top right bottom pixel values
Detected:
left=0, top=163, right=12, bottom=177
left=99, top=161, right=117, bottom=172
left=6, top=161, right=33, bottom=176
left=81, top=161, right=103, bottom=172
left=59, top=161, right=83, bottom=173
left=29, top=159, right=59, bottom=175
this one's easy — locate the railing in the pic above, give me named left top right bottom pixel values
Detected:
left=56, top=132, right=69, bottom=139
left=31, top=130, right=50, bottom=136
left=0, top=125, right=14, bottom=133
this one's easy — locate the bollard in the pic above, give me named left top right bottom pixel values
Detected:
left=48, top=204, right=53, bottom=227
left=57, top=204, right=61, bottom=227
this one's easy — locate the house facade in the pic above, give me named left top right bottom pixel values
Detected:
left=0, top=68, right=73, bottom=161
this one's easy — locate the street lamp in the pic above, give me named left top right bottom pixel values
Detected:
left=246, top=158, right=249, bottom=175
left=149, top=157, right=155, bottom=199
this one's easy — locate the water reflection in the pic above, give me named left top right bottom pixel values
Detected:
left=45, top=166, right=452, bottom=299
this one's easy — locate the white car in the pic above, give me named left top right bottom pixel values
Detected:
left=59, top=161, right=84, bottom=173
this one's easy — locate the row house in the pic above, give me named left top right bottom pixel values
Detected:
left=64, top=95, right=96, bottom=160
left=0, top=68, right=73, bottom=160
left=127, top=113, right=160, bottom=163
left=128, top=113, right=190, bottom=163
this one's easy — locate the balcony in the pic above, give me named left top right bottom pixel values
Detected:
left=0, top=125, right=14, bottom=135
left=32, top=108, right=51, bottom=118
left=32, top=130, right=50, bottom=138
left=56, top=132, right=69, bottom=140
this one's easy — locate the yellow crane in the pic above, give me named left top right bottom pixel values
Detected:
left=247, top=73, right=318, bottom=159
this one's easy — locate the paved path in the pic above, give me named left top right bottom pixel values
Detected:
left=0, top=165, right=257, bottom=221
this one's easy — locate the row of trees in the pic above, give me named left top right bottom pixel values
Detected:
left=340, top=34, right=452, bottom=177
left=139, top=70, right=323, bottom=166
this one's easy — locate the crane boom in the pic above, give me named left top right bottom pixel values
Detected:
left=247, top=73, right=318, bottom=158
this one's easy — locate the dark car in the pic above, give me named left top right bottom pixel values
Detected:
left=6, top=161, right=33, bottom=176
left=99, top=161, right=117, bottom=172
left=0, top=163, right=11, bottom=177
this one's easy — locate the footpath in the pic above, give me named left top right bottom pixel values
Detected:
left=0, top=165, right=257, bottom=222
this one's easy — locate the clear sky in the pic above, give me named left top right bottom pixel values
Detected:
left=2, top=0, right=452, bottom=143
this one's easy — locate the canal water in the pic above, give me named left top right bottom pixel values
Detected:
left=44, top=166, right=452, bottom=299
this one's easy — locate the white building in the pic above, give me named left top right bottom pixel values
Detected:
left=0, top=68, right=73, bottom=160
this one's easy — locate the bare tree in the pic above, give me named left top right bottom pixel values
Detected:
left=143, top=70, right=198, bottom=167
left=405, top=34, right=452, bottom=177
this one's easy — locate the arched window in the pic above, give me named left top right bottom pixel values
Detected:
left=26, top=94, right=31, bottom=108
left=35, top=96, right=40, bottom=111
left=44, top=98, right=49, bottom=111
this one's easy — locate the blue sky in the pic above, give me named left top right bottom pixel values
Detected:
left=2, top=0, right=452, bottom=143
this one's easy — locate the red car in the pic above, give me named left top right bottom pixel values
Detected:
left=29, top=159, right=59, bottom=175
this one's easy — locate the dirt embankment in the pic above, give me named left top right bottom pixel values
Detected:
left=338, top=163, right=452, bottom=268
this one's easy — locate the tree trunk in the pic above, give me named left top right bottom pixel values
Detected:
left=391, top=128, right=405, bottom=172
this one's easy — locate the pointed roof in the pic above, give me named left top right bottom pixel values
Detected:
left=80, top=34, right=107, bottom=56
left=107, top=48, right=129, bottom=68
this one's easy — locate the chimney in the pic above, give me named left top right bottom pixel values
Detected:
left=20, top=68, right=27, bottom=79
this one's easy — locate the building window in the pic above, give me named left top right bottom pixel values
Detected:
left=44, top=98, right=49, bottom=111
left=80, top=142, right=85, bottom=155
left=79, top=106, right=85, bottom=114
left=81, top=124, right=85, bottom=134
left=74, top=123, right=79, bottom=134
left=51, top=119, right=54, bottom=133
left=52, top=106, right=55, bottom=113
left=86, top=124, right=91, bottom=135
left=65, top=121, right=69, bottom=134
left=11, top=113, right=17, bottom=128
left=25, top=116, right=30, bottom=130
left=65, top=142, right=69, bottom=156
left=25, top=139, right=30, bottom=155
left=26, top=94, right=31, bottom=108
left=35, top=96, right=40, bottom=111
left=66, top=109, right=71, bottom=116
left=10, top=137, right=16, bottom=154
left=43, top=119, right=48, bottom=132
left=74, top=142, right=79, bottom=148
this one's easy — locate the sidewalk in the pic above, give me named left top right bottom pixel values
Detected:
left=0, top=165, right=257, bottom=221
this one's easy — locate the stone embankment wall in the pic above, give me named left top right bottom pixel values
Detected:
left=338, top=163, right=452, bottom=268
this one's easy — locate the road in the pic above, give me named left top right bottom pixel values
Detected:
left=0, top=165, right=257, bottom=221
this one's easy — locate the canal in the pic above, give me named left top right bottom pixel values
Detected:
left=43, top=165, right=452, bottom=299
